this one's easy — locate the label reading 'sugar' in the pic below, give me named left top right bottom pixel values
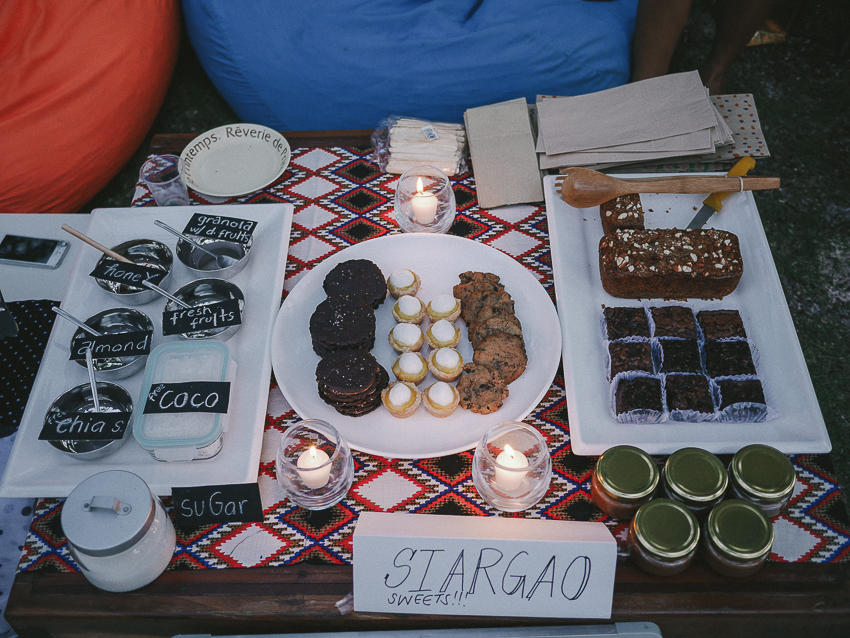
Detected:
left=182, top=213, right=257, bottom=243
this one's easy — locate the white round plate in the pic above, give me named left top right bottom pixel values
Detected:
left=180, top=124, right=290, bottom=197
left=271, top=234, right=562, bottom=459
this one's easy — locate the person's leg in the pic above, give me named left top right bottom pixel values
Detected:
left=631, top=0, right=692, bottom=82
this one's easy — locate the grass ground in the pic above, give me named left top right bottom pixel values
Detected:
left=81, top=0, right=850, bottom=494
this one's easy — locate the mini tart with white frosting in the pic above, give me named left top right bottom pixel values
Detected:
left=424, top=319, right=461, bottom=349
left=392, top=352, right=428, bottom=384
left=426, top=293, right=461, bottom=322
left=386, top=269, right=421, bottom=298
left=391, top=295, right=426, bottom=324
left=388, top=322, right=425, bottom=353
left=422, top=381, right=460, bottom=417
left=381, top=381, right=422, bottom=418
left=426, top=347, right=464, bottom=382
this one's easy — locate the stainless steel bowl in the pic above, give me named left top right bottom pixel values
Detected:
left=164, top=278, right=245, bottom=341
left=71, top=308, right=153, bottom=380
left=94, top=239, right=173, bottom=305
left=45, top=382, right=134, bottom=461
left=176, top=234, right=252, bottom=278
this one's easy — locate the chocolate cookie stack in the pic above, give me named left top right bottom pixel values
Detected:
left=309, top=294, right=376, bottom=357
left=453, top=271, right=527, bottom=414
left=316, top=350, right=389, bottom=416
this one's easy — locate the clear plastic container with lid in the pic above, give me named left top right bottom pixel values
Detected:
left=702, top=499, right=774, bottom=577
left=628, top=498, right=700, bottom=576
left=662, top=447, right=728, bottom=516
left=729, top=444, right=796, bottom=518
left=591, top=445, right=659, bottom=520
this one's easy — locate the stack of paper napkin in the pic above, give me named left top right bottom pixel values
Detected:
left=536, top=71, right=734, bottom=171
left=381, top=118, right=467, bottom=176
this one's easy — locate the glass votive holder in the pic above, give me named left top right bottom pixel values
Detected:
left=275, top=420, right=354, bottom=510
left=139, top=154, right=190, bottom=206
left=394, top=165, right=456, bottom=233
left=472, top=421, right=552, bottom=512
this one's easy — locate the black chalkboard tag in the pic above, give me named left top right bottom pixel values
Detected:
left=161, top=298, right=241, bottom=336
left=69, top=330, right=153, bottom=361
left=89, top=260, right=167, bottom=287
left=172, top=483, right=263, bottom=527
left=182, top=213, right=257, bottom=243
left=0, top=291, right=17, bottom=339
left=144, top=381, right=231, bottom=415
left=38, top=410, right=131, bottom=441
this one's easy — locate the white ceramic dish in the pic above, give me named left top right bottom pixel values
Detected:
left=271, top=233, right=562, bottom=459
left=180, top=124, right=290, bottom=197
left=0, top=204, right=292, bottom=498
left=545, top=173, right=831, bottom=456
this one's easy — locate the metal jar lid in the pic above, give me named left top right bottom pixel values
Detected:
left=706, top=499, right=774, bottom=561
left=731, top=444, right=796, bottom=503
left=61, top=470, right=156, bottom=558
left=596, top=445, right=659, bottom=502
left=632, top=498, right=700, bottom=559
left=664, top=447, right=728, bottom=504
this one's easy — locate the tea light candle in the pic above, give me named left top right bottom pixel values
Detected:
left=411, top=176, right=437, bottom=224
left=296, top=445, right=331, bottom=489
left=494, top=444, right=529, bottom=492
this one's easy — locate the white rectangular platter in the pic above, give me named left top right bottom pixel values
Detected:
left=0, top=204, right=292, bottom=497
left=544, top=174, right=831, bottom=456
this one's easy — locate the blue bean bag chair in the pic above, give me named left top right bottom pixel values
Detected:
left=182, top=0, right=638, bottom=130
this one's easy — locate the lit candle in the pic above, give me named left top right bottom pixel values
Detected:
left=410, top=176, right=438, bottom=224
left=296, top=445, right=331, bottom=489
left=494, top=444, right=529, bottom=493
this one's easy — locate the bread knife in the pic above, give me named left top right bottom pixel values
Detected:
left=686, top=156, right=756, bottom=229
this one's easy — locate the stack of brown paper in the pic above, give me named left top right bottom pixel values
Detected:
left=536, top=71, right=733, bottom=171
left=464, top=98, right=544, bottom=209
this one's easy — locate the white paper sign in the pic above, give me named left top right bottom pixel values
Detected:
left=353, top=512, right=617, bottom=619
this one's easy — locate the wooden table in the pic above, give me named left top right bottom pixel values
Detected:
left=7, top=130, right=850, bottom=638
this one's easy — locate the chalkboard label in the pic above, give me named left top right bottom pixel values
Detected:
left=172, top=483, right=264, bottom=527
left=0, top=291, right=17, bottom=339
left=144, top=381, right=231, bottom=414
left=183, top=213, right=257, bottom=243
left=69, top=330, right=153, bottom=361
left=89, top=260, right=166, bottom=287
left=39, top=410, right=131, bottom=441
left=161, top=298, right=241, bottom=336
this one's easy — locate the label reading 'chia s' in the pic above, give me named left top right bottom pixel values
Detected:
left=161, top=299, right=241, bottom=336
left=182, top=213, right=257, bottom=243
left=144, top=381, right=231, bottom=415
left=171, top=483, right=263, bottom=527
left=69, top=330, right=153, bottom=361
left=39, top=411, right=131, bottom=441
left=89, top=260, right=167, bottom=287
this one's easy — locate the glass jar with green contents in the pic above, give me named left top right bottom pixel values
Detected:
left=729, top=444, right=796, bottom=518
left=591, top=445, right=659, bottom=520
left=628, top=498, right=700, bottom=576
left=662, top=447, right=728, bottom=516
left=702, top=499, right=774, bottom=577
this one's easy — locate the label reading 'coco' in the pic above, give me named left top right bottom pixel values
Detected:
left=171, top=483, right=263, bottom=527
left=182, top=213, right=256, bottom=243
left=69, top=330, right=153, bottom=361
left=89, top=260, right=167, bottom=287
left=144, top=381, right=231, bottom=415
left=39, top=411, right=131, bottom=441
left=161, top=299, right=241, bottom=336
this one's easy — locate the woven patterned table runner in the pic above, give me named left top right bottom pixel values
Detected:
left=19, top=146, right=850, bottom=573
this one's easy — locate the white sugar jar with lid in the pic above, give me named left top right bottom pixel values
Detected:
left=61, top=470, right=176, bottom=592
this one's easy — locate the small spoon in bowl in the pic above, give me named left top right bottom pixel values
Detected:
left=52, top=307, right=102, bottom=337
left=141, top=280, right=191, bottom=309
left=85, top=346, right=101, bottom=413
left=154, top=220, right=238, bottom=269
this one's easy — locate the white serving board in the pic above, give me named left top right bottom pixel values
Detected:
left=545, top=174, right=831, bottom=456
left=0, top=204, right=292, bottom=498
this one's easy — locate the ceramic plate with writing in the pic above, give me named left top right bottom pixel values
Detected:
left=271, top=233, right=562, bottom=459
left=180, top=124, right=290, bottom=198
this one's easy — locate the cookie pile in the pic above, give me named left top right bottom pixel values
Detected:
left=316, top=350, right=389, bottom=417
left=453, top=272, right=527, bottom=414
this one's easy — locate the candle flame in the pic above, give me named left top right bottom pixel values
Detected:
left=309, top=445, right=318, bottom=460
left=503, top=444, right=515, bottom=459
left=416, top=176, right=425, bottom=195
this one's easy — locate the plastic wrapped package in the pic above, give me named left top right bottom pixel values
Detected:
left=372, top=117, right=468, bottom=176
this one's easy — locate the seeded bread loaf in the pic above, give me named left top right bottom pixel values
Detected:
left=599, top=228, right=743, bottom=299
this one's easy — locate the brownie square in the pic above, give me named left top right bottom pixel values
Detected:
left=665, top=374, right=714, bottom=414
left=608, top=341, right=654, bottom=378
left=659, top=339, right=702, bottom=374
left=600, top=193, right=645, bottom=235
left=717, top=378, right=766, bottom=409
left=697, top=309, right=747, bottom=340
left=650, top=305, right=698, bottom=338
left=704, top=340, right=756, bottom=377
left=604, top=306, right=650, bottom=340
left=615, top=376, right=663, bottom=415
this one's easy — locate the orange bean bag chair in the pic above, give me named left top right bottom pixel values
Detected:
left=0, top=0, right=180, bottom=213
